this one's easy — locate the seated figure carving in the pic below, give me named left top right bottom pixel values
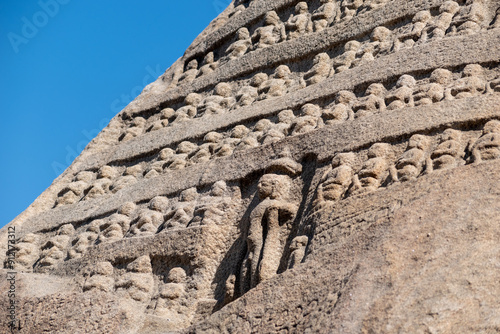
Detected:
left=429, top=129, right=465, bottom=171
left=323, top=90, right=356, bottom=125
left=56, top=171, right=94, bottom=207
left=340, top=0, right=363, bottom=21
left=350, top=143, right=393, bottom=194
left=177, top=59, right=199, bottom=84
left=98, top=202, right=137, bottom=243
left=393, top=10, right=431, bottom=51
left=303, top=53, right=332, bottom=86
left=333, top=40, right=361, bottom=73
left=291, top=104, right=324, bottom=136
left=418, top=1, right=459, bottom=43
left=393, top=134, right=431, bottom=182
left=116, top=255, right=155, bottom=303
left=450, top=64, right=487, bottom=99
left=285, top=2, right=313, bottom=40
left=353, top=83, right=387, bottom=117
left=386, top=74, right=417, bottom=110
left=414, top=68, right=453, bottom=106
left=312, top=0, right=339, bottom=32
left=38, top=224, right=75, bottom=269
left=68, top=223, right=99, bottom=260
left=225, top=28, right=252, bottom=60
left=251, top=11, right=286, bottom=49
left=258, top=65, right=294, bottom=100
left=149, top=108, right=174, bottom=132
left=470, top=120, right=500, bottom=163
left=235, top=73, right=268, bottom=108
left=121, top=116, right=147, bottom=142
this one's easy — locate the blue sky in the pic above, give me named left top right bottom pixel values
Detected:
left=0, top=0, right=230, bottom=228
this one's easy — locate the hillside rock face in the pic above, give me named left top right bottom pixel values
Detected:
left=2, top=0, right=500, bottom=332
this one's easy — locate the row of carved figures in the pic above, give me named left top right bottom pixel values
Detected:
left=120, top=3, right=499, bottom=141
left=15, top=181, right=237, bottom=273
left=172, top=0, right=498, bottom=87
left=54, top=64, right=500, bottom=207
left=314, top=119, right=500, bottom=210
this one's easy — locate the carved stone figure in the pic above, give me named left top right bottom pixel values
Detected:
left=450, top=0, right=486, bottom=36
left=130, top=196, right=169, bottom=236
left=121, top=116, right=147, bottom=142
left=418, top=1, right=460, bottom=43
left=394, top=134, right=431, bottom=182
left=323, top=90, right=356, bottom=124
left=111, top=165, right=143, bottom=194
left=98, top=202, right=136, bottom=243
left=197, top=52, right=218, bottom=77
left=149, top=108, right=174, bottom=132
left=178, top=59, right=199, bottom=84
left=285, top=2, right=313, bottom=40
left=429, top=129, right=465, bottom=171
left=340, top=0, right=363, bottom=21
left=86, top=166, right=118, bottom=200
left=258, top=65, right=294, bottom=100
left=351, top=143, right=393, bottom=194
left=68, top=223, right=99, bottom=260
left=291, top=104, right=324, bottom=136
left=153, top=267, right=189, bottom=324
left=315, top=152, right=356, bottom=206
left=225, top=28, right=252, bottom=60
left=470, top=120, right=500, bottom=163
left=116, top=255, right=154, bottom=303
left=38, top=224, right=75, bottom=269
left=251, top=11, right=286, bottom=49
left=386, top=74, right=417, bottom=110
left=303, top=53, right=332, bottom=86
left=333, top=40, right=361, bottom=73
left=288, top=235, right=308, bottom=269
left=197, top=83, right=236, bottom=116
left=192, top=181, right=232, bottom=227
left=240, top=174, right=298, bottom=292
left=312, top=0, right=339, bottom=32
left=393, top=10, right=432, bottom=51
left=174, top=93, right=203, bottom=122
left=56, top=171, right=94, bottom=207
left=83, top=261, right=114, bottom=293
left=414, top=68, right=453, bottom=106
left=161, top=188, right=198, bottom=231
left=353, top=83, right=387, bottom=117
left=450, top=64, right=487, bottom=99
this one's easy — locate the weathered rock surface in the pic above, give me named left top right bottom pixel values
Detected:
left=2, top=0, right=500, bottom=332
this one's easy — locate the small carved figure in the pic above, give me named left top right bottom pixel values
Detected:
left=333, top=40, right=361, bottom=73
left=98, top=202, right=136, bottom=243
left=353, top=83, right=387, bottom=117
left=166, top=141, right=198, bottom=170
left=149, top=108, right=174, bottom=132
left=83, top=261, right=114, bottom=293
left=38, top=224, right=75, bottom=269
left=450, top=64, right=487, bottom=99
left=393, top=134, right=431, bottom=182
left=340, top=0, right=363, bottom=21
left=323, top=90, right=356, bottom=124
left=258, top=65, right=294, bottom=100
left=450, top=0, right=486, bottom=36
left=235, top=73, right=268, bottom=108
left=470, top=120, right=500, bottom=163
left=68, top=224, right=99, bottom=260
left=111, top=165, right=143, bottom=194
left=121, top=116, right=147, bottom=142
left=315, top=152, right=356, bottom=206
left=414, top=68, right=453, bottom=106
left=303, top=53, right=332, bottom=86
left=288, top=235, right=308, bottom=269
left=161, top=187, right=198, bottom=231
left=197, top=83, right=236, bottom=116
left=177, top=59, right=199, bottom=84
left=192, top=181, right=232, bottom=227
left=197, top=52, right=218, bottom=77
left=393, top=10, right=432, bottom=51
left=386, top=74, right=417, bottom=110
left=285, top=2, right=313, bottom=40
left=312, top=0, right=339, bottom=32
left=291, top=104, right=324, bottom=136
left=56, top=171, right=94, bottom=207
left=153, top=267, right=189, bottom=322
left=174, top=93, right=203, bottom=122
left=7, top=233, right=39, bottom=272
left=429, top=129, right=465, bottom=171
left=225, top=28, right=252, bottom=60
left=418, top=1, right=460, bottom=43
left=85, top=166, right=118, bottom=200
left=251, top=11, right=286, bottom=49
left=116, top=255, right=154, bottom=303
left=351, top=143, right=393, bottom=194
left=129, top=196, right=169, bottom=236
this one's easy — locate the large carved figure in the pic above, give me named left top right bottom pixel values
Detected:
left=351, top=143, right=393, bottom=194
left=315, top=152, right=356, bottom=207
left=429, top=129, right=465, bottom=171
left=285, top=2, right=313, bottom=40
left=470, top=120, right=500, bottom=163
left=251, top=11, right=286, bottom=49
left=240, top=174, right=298, bottom=292
left=393, top=134, right=431, bottom=182
left=312, top=0, right=338, bottom=32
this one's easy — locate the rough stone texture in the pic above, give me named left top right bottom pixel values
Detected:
left=2, top=0, right=500, bottom=332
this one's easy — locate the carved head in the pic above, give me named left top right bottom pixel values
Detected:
left=258, top=174, right=291, bottom=200
left=366, top=83, right=386, bottom=97
left=278, top=109, right=296, bottom=124
left=295, top=2, right=309, bottom=14
left=159, top=148, right=175, bottom=161
left=300, top=104, right=322, bottom=117
left=231, top=125, right=250, bottom=138
left=408, top=134, right=430, bottom=150
left=371, top=26, right=391, bottom=42
left=204, top=131, right=224, bottom=143
left=254, top=119, right=273, bottom=132
left=344, top=40, right=361, bottom=52
left=413, top=10, right=431, bottom=23
left=440, top=1, right=460, bottom=15
left=483, top=120, right=500, bottom=134
left=211, top=181, right=227, bottom=197
left=336, top=90, right=356, bottom=104
left=160, top=108, right=175, bottom=120
left=127, top=255, right=152, bottom=273
left=215, top=82, right=233, bottom=97
left=203, top=52, right=215, bottom=64
left=149, top=196, right=169, bottom=212
left=99, top=165, right=118, bottom=179
left=462, top=64, right=484, bottom=78
left=332, top=152, right=356, bottom=168
left=396, top=74, right=416, bottom=88
left=237, top=27, right=250, bottom=40
left=430, top=68, right=453, bottom=85
left=185, top=93, right=202, bottom=106
left=185, top=59, right=198, bottom=71
left=119, top=202, right=137, bottom=217
left=441, top=129, right=462, bottom=142
left=177, top=141, right=198, bottom=154
left=168, top=267, right=187, bottom=283
left=264, top=11, right=280, bottom=26
left=75, top=171, right=94, bottom=183
left=290, top=235, right=308, bottom=250
left=58, top=223, right=75, bottom=236
left=367, top=143, right=393, bottom=159
left=314, top=53, right=330, bottom=65
left=274, top=65, right=291, bottom=79
left=180, top=187, right=198, bottom=202
left=251, top=73, right=269, bottom=87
